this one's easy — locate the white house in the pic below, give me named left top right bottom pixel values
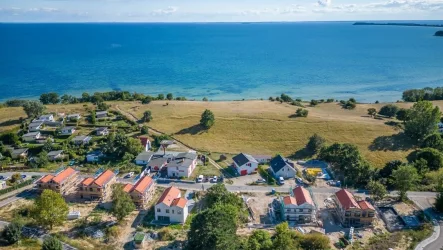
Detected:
left=11, top=148, right=29, bottom=160
left=22, top=132, right=41, bottom=142
left=282, top=186, right=315, bottom=223
left=72, top=135, right=92, bottom=145
left=34, top=114, right=54, bottom=122
left=135, top=152, right=155, bottom=165
left=139, top=137, right=151, bottom=151
left=166, top=152, right=198, bottom=178
left=232, top=153, right=259, bottom=176
left=29, top=121, right=44, bottom=132
left=67, top=114, right=81, bottom=121
left=0, top=180, right=6, bottom=190
left=86, top=151, right=104, bottom=162
left=155, top=186, right=188, bottom=224
left=147, top=157, right=168, bottom=171
left=47, top=150, right=64, bottom=161
left=251, top=155, right=272, bottom=164
left=61, top=126, right=76, bottom=135
left=95, top=127, right=109, bottom=136
left=269, top=155, right=297, bottom=179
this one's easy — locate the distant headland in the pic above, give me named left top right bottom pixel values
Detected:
left=436, top=31, right=443, bottom=36
left=354, top=22, right=443, bottom=28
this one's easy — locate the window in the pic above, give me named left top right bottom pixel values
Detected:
left=362, top=211, right=367, bottom=217
left=307, top=209, right=312, bottom=213
left=345, top=211, right=351, bottom=217
left=166, top=209, right=170, bottom=214
left=80, top=187, right=83, bottom=191
left=89, top=188, right=93, bottom=191
left=354, top=212, right=361, bottom=217
left=38, top=184, right=41, bottom=187
left=299, top=209, right=304, bottom=212
left=177, top=210, right=182, bottom=214
left=157, top=208, right=161, bottom=212
left=97, top=188, right=101, bottom=192
left=172, top=210, right=175, bottom=214
left=368, top=213, right=375, bottom=217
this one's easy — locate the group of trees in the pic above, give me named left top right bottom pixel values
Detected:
left=111, top=184, right=135, bottom=221
left=103, top=131, right=143, bottom=159
left=39, top=93, right=60, bottom=104
left=339, top=98, right=357, bottom=110
left=402, top=87, right=443, bottom=102
left=295, top=108, right=309, bottom=117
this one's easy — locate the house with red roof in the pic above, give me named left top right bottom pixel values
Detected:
left=37, top=167, right=78, bottom=194
left=155, top=186, right=188, bottom=224
left=123, top=176, right=156, bottom=208
left=281, top=186, right=315, bottom=223
left=333, top=189, right=376, bottom=227
left=78, top=170, right=117, bottom=200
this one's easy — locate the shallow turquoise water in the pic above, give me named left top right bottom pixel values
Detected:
left=1, top=22, right=442, bottom=102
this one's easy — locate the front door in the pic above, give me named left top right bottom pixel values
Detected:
left=241, top=170, right=248, bottom=176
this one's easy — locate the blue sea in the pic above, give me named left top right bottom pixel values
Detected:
left=1, top=22, right=443, bottom=102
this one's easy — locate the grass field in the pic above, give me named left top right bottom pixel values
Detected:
left=114, top=100, right=430, bottom=168
left=2, top=100, right=440, bottom=168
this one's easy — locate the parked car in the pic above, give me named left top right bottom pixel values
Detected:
left=196, top=175, right=204, bottom=183
left=256, top=178, right=266, bottom=184
left=21, top=175, right=27, bottom=179
left=126, top=172, right=134, bottom=178
left=0, top=176, right=4, bottom=180
left=296, top=177, right=303, bottom=184
left=278, top=177, right=285, bottom=185
left=212, top=176, right=218, bottom=183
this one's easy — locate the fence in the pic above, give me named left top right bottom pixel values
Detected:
left=0, top=177, right=37, bottom=196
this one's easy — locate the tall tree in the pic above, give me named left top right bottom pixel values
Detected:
left=125, top=137, right=143, bottom=156
left=111, top=184, right=135, bottom=221
left=408, top=148, right=443, bottom=171
left=143, top=110, right=153, bottom=122
left=306, top=133, right=326, bottom=154
left=272, top=222, right=297, bottom=250
left=42, top=236, right=63, bottom=250
left=396, top=108, right=410, bottom=123
left=404, top=101, right=441, bottom=142
left=318, top=143, right=373, bottom=187
left=166, top=93, right=173, bottom=100
left=391, top=165, right=420, bottom=201
left=33, top=190, right=69, bottom=229
left=205, top=184, right=243, bottom=210
left=200, top=109, right=215, bottom=129
left=299, top=233, right=330, bottom=250
left=90, top=110, right=96, bottom=124
left=157, top=94, right=165, bottom=100
left=366, top=180, right=387, bottom=201
left=378, top=104, right=399, bottom=118
left=422, top=133, right=443, bottom=150
left=186, top=204, right=239, bottom=250
left=22, top=101, right=45, bottom=118
left=47, top=92, right=60, bottom=104
left=247, top=230, right=273, bottom=250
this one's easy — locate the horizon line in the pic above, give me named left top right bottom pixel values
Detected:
left=1, top=19, right=443, bottom=24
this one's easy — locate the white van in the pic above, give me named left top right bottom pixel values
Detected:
left=278, top=177, right=285, bottom=185
left=197, top=175, right=204, bottom=183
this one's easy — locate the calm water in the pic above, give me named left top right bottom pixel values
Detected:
left=1, top=22, right=443, bottom=102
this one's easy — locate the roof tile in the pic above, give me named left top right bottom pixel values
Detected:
left=52, top=167, right=76, bottom=184
left=157, top=186, right=182, bottom=207
left=335, top=189, right=360, bottom=209
left=293, top=186, right=314, bottom=206
left=132, top=176, right=154, bottom=194
left=39, top=175, right=54, bottom=183
left=93, top=170, right=116, bottom=187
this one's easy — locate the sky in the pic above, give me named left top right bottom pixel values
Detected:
left=0, top=0, right=443, bottom=22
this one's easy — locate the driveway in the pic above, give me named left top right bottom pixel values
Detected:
left=410, top=197, right=443, bottom=250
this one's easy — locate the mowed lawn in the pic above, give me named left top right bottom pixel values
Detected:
left=116, top=100, right=417, bottom=168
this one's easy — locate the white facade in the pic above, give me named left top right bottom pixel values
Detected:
left=61, top=127, right=76, bottom=135
left=167, top=159, right=197, bottom=178
left=271, top=165, right=297, bottom=179
left=234, top=161, right=258, bottom=176
left=38, top=114, right=54, bottom=122
left=283, top=202, right=315, bottom=222
left=155, top=197, right=188, bottom=224
left=86, top=152, right=103, bottom=162
left=29, top=122, right=43, bottom=132
left=22, top=132, right=41, bottom=142
left=67, top=114, right=81, bottom=121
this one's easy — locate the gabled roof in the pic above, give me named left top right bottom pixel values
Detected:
left=135, top=152, right=155, bottom=161
left=11, top=148, right=28, bottom=155
left=47, top=150, right=63, bottom=157
left=166, top=158, right=194, bottom=169
left=29, top=121, right=44, bottom=126
left=293, top=186, right=314, bottom=206
left=358, top=200, right=375, bottom=211
left=123, top=183, right=133, bottom=193
left=67, top=113, right=80, bottom=117
left=52, top=167, right=76, bottom=184
left=73, top=135, right=90, bottom=141
left=270, top=155, right=292, bottom=173
left=283, top=196, right=297, bottom=205
left=232, top=153, right=258, bottom=166
left=157, top=186, right=181, bottom=207
left=147, top=157, right=168, bottom=166
left=23, top=132, right=40, bottom=137
left=39, top=175, right=54, bottom=183
left=92, top=170, right=116, bottom=187
left=176, top=152, right=197, bottom=160
left=335, top=189, right=360, bottom=209
left=96, top=111, right=107, bottom=115
left=171, top=198, right=187, bottom=208
left=132, top=176, right=154, bottom=194
left=39, top=114, right=53, bottom=119
left=81, top=177, right=94, bottom=186
left=96, top=127, right=108, bottom=132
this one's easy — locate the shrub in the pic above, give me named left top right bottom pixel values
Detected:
left=141, top=125, right=149, bottom=135
left=326, top=98, right=334, bottom=103
left=306, top=133, right=326, bottom=153
left=2, top=221, right=22, bottom=244
left=42, top=236, right=62, bottom=250
left=310, top=100, right=319, bottom=106
left=379, top=104, right=400, bottom=118
left=158, top=227, right=174, bottom=241
left=291, top=101, right=304, bottom=107
left=343, top=101, right=356, bottom=110
left=268, top=97, right=275, bottom=102
left=295, top=108, right=309, bottom=117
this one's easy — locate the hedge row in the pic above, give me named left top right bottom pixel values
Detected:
left=0, top=177, right=37, bottom=196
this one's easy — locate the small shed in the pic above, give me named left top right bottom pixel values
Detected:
left=133, top=232, right=146, bottom=249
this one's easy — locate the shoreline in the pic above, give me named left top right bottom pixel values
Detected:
left=354, top=22, right=443, bottom=28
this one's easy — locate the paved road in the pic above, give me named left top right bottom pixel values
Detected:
left=411, top=197, right=443, bottom=250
